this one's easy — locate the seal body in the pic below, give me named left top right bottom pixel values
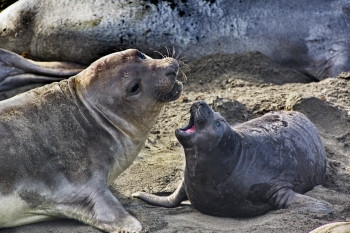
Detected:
left=1, top=0, right=350, bottom=79
left=0, top=49, right=182, bottom=232
left=133, top=101, right=330, bottom=217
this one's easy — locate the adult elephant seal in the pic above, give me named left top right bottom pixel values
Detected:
left=0, top=49, right=182, bottom=232
left=1, top=0, right=350, bottom=82
left=133, top=101, right=331, bottom=217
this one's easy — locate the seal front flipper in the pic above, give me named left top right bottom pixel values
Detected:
left=0, top=48, right=84, bottom=91
left=58, top=188, right=142, bottom=233
left=249, top=182, right=332, bottom=214
left=283, top=192, right=332, bottom=214
left=132, top=179, right=187, bottom=208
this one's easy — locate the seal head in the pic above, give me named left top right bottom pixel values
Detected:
left=175, top=100, right=233, bottom=150
left=76, top=49, right=182, bottom=146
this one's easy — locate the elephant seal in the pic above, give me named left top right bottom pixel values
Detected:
left=133, top=101, right=330, bottom=217
left=0, top=49, right=182, bottom=232
left=1, top=0, right=350, bottom=83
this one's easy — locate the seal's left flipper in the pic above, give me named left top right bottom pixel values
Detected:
left=0, top=49, right=84, bottom=91
left=284, top=192, right=332, bottom=214
left=249, top=182, right=332, bottom=214
left=57, top=188, right=142, bottom=233
left=132, top=179, right=188, bottom=208
left=266, top=187, right=332, bottom=214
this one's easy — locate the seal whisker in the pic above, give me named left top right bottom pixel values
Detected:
left=114, top=48, right=125, bottom=52
left=177, top=62, right=189, bottom=81
left=179, top=68, right=188, bottom=81
left=176, top=54, right=190, bottom=71
left=154, top=50, right=165, bottom=58
left=172, top=46, right=176, bottom=58
left=165, top=46, right=170, bottom=58
left=175, top=50, right=183, bottom=60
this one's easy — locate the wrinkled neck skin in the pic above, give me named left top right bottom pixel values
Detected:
left=73, top=76, right=164, bottom=184
left=184, top=129, right=242, bottom=185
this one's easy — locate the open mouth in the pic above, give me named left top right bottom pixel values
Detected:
left=179, top=115, right=196, bottom=134
left=175, top=112, right=196, bottom=148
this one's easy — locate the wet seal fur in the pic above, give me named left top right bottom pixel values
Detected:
left=0, top=49, right=182, bottom=232
left=133, top=101, right=331, bottom=217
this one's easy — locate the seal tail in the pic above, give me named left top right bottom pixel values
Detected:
left=132, top=179, right=187, bottom=208
left=0, top=48, right=85, bottom=91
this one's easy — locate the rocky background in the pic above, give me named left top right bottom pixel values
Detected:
left=0, top=52, right=349, bottom=232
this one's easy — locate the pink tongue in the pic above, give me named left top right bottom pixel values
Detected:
left=185, top=126, right=196, bottom=133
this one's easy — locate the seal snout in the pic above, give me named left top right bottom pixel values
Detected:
left=176, top=101, right=213, bottom=137
left=156, top=58, right=182, bottom=102
left=164, top=61, right=179, bottom=78
left=190, top=101, right=213, bottom=130
left=161, top=57, right=179, bottom=75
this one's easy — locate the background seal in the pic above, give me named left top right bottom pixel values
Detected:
left=0, top=0, right=350, bottom=81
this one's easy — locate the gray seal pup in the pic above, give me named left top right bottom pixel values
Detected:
left=133, top=101, right=331, bottom=217
left=1, top=0, right=350, bottom=81
left=0, top=49, right=182, bottom=232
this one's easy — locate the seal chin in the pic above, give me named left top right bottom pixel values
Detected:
left=158, top=80, right=183, bottom=102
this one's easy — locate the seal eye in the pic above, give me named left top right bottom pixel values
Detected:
left=137, top=51, right=146, bottom=60
left=129, top=82, right=141, bottom=95
left=215, top=121, right=222, bottom=128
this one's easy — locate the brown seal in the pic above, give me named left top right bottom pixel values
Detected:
left=0, top=49, right=182, bottom=233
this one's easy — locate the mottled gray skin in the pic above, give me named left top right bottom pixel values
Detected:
left=133, top=101, right=330, bottom=217
left=0, top=49, right=182, bottom=232
left=1, top=0, right=350, bottom=80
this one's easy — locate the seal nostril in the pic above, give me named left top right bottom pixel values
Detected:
left=199, top=101, right=207, bottom=107
left=165, top=70, right=177, bottom=77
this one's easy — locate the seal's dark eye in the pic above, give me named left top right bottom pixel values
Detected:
left=215, top=121, right=222, bottom=128
left=137, top=51, right=146, bottom=59
left=130, top=82, right=141, bottom=95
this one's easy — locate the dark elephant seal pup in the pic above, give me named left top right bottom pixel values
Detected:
left=133, top=101, right=331, bottom=217
left=0, top=49, right=182, bottom=232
